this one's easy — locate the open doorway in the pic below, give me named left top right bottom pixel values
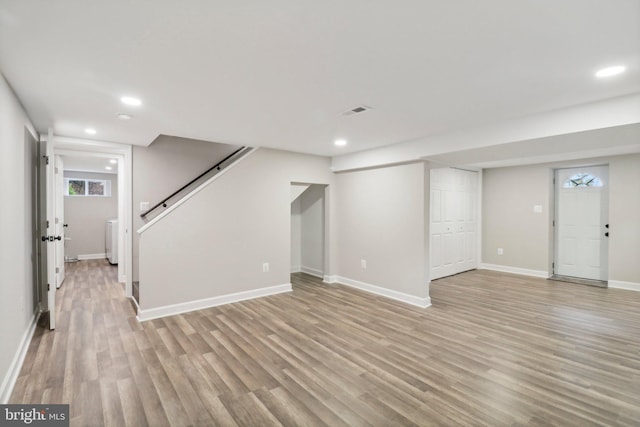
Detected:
left=291, top=183, right=326, bottom=279
left=52, top=136, right=132, bottom=297
left=59, top=154, right=119, bottom=277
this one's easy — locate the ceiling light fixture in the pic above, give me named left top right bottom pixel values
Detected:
left=334, top=139, right=347, bottom=147
left=85, top=128, right=96, bottom=135
left=121, top=96, right=142, bottom=106
left=117, top=113, right=132, bottom=120
left=105, top=166, right=113, bottom=170
left=109, top=159, right=117, bottom=164
left=595, top=65, right=626, bottom=78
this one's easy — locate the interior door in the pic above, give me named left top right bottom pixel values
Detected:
left=55, top=155, right=65, bottom=287
left=555, top=166, right=609, bottom=281
left=39, top=130, right=57, bottom=330
left=430, top=168, right=478, bottom=280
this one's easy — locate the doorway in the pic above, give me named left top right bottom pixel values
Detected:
left=554, top=166, right=609, bottom=283
left=291, top=183, right=326, bottom=278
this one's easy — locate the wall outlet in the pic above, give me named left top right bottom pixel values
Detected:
left=262, top=262, right=269, bottom=273
left=140, top=201, right=150, bottom=212
left=361, top=259, right=367, bottom=269
left=497, top=248, right=504, bottom=255
left=533, top=205, right=542, bottom=213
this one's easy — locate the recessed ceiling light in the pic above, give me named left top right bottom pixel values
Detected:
left=334, top=139, right=347, bottom=147
left=117, top=113, right=132, bottom=120
left=595, top=65, right=626, bottom=78
left=105, top=166, right=113, bottom=171
left=85, top=128, right=96, bottom=135
left=109, top=159, right=118, bottom=164
left=121, top=96, right=142, bottom=106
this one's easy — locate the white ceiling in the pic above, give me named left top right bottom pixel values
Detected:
left=1, top=1, right=638, bottom=157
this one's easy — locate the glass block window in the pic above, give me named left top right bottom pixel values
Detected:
left=64, top=178, right=111, bottom=196
left=562, top=173, right=603, bottom=188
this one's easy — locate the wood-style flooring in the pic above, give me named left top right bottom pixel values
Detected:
left=10, top=260, right=640, bottom=426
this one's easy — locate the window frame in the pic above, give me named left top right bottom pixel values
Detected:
left=64, top=178, right=112, bottom=197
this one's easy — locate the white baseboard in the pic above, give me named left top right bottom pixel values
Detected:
left=129, top=295, right=140, bottom=314
left=323, top=275, right=337, bottom=284
left=137, top=283, right=292, bottom=322
left=290, top=265, right=301, bottom=273
left=301, top=266, right=324, bottom=278
left=77, top=253, right=106, bottom=260
left=1, top=308, right=40, bottom=403
left=479, top=263, right=549, bottom=279
left=608, top=280, right=640, bottom=291
left=331, top=276, right=431, bottom=308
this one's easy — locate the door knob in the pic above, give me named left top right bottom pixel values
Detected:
left=605, top=232, right=609, bottom=237
left=63, top=224, right=68, bottom=228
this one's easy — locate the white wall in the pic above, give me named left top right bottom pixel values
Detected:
left=334, top=162, right=429, bottom=300
left=63, top=171, right=118, bottom=257
left=300, top=185, right=325, bottom=276
left=482, top=154, right=640, bottom=284
left=290, top=197, right=302, bottom=271
left=0, top=73, right=39, bottom=402
left=132, top=136, right=241, bottom=282
left=138, top=148, right=334, bottom=314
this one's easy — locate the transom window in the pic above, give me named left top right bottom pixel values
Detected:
left=562, top=173, right=603, bottom=188
left=64, top=178, right=112, bottom=197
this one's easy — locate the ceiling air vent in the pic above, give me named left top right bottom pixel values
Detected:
left=342, top=105, right=372, bottom=116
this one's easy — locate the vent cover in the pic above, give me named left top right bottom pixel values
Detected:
left=342, top=105, right=372, bottom=116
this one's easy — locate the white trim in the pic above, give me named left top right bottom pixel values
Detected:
left=138, top=147, right=258, bottom=234
left=129, top=295, right=140, bottom=313
left=332, top=276, right=431, bottom=308
left=608, top=280, right=640, bottom=291
left=301, top=266, right=324, bottom=278
left=77, top=253, right=106, bottom=260
left=323, top=275, right=338, bottom=283
left=1, top=309, right=40, bottom=403
left=479, top=263, right=550, bottom=278
left=136, top=283, right=292, bottom=321
left=290, top=265, right=301, bottom=273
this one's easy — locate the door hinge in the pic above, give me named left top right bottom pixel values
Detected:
left=46, top=220, right=50, bottom=228
left=44, top=155, right=49, bottom=165
left=47, top=283, right=50, bottom=291
left=552, top=220, right=555, bottom=227
left=56, top=267, right=59, bottom=273
left=55, top=167, right=58, bottom=174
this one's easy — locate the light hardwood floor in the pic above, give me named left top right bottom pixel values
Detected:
left=10, top=260, right=640, bottom=426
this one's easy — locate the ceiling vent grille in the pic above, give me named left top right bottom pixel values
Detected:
left=342, top=105, right=372, bottom=116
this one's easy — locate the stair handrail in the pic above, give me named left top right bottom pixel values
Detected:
left=140, top=146, right=247, bottom=218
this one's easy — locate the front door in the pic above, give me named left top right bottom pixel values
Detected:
left=555, top=166, right=609, bottom=281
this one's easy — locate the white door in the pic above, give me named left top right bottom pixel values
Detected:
left=39, top=130, right=57, bottom=330
left=55, top=155, right=65, bottom=287
left=555, top=166, right=609, bottom=281
left=430, top=168, right=478, bottom=280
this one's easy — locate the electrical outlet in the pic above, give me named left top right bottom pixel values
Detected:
left=262, top=262, right=269, bottom=273
left=140, top=201, right=150, bottom=212
left=497, top=248, right=504, bottom=255
left=533, top=205, right=542, bottom=213
left=361, top=259, right=367, bottom=269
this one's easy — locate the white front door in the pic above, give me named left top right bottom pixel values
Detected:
left=430, top=168, right=478, bottom=280
left=55, top=155, right=65, bottom=287
left=555, top=166, right=609, bottom=281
